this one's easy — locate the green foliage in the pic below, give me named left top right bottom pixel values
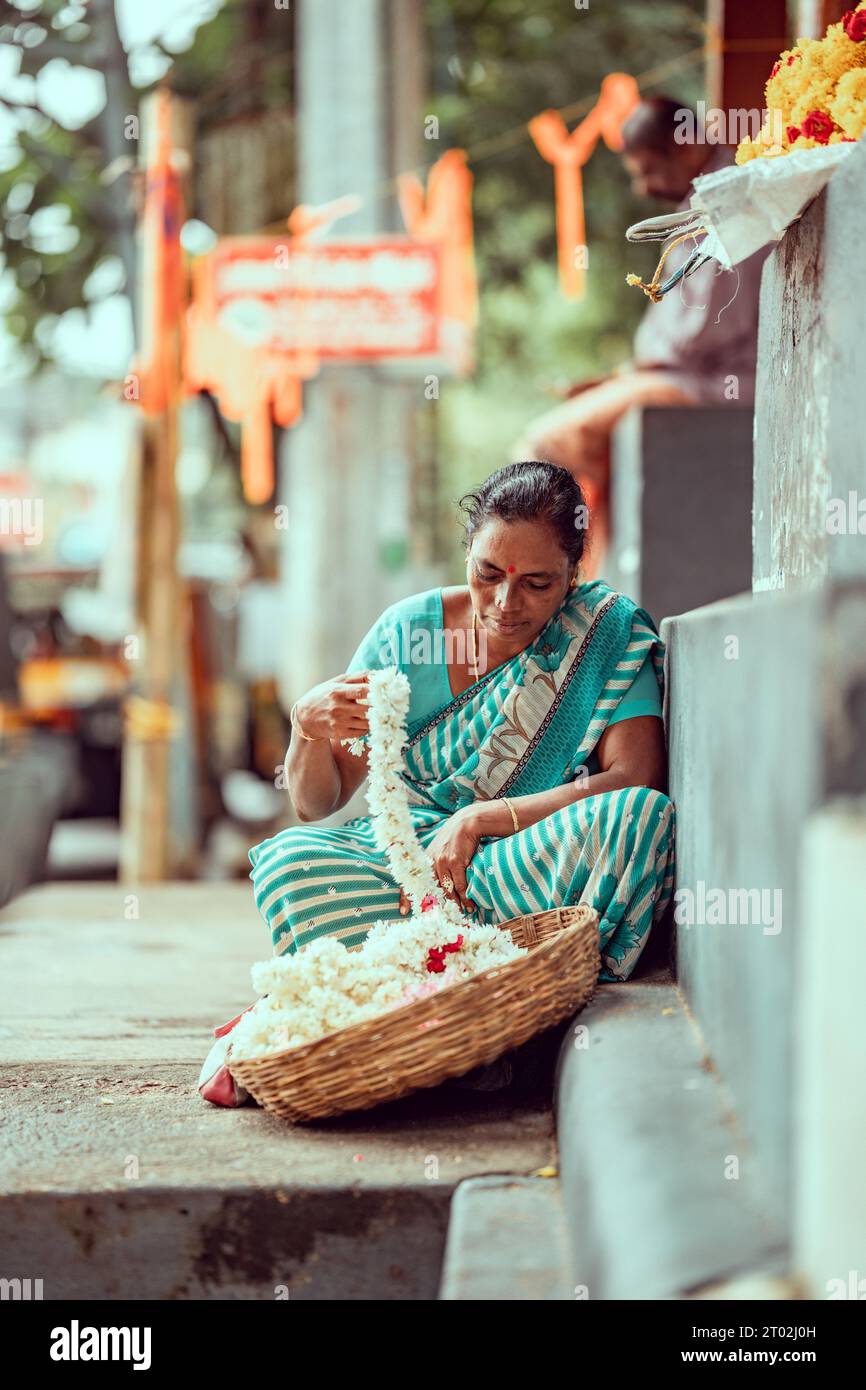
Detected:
left=423, top=0, right=706, bottom=511
left=0, top=124, right=108, bottom=365
left=0, top=0, right=132, bottom=367
left=0, top=0, right=294, bottom=369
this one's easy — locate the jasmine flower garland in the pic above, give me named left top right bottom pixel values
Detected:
left=357, top=667, right=467, bottom=928
left=230, top=667, right=523, bottom=1060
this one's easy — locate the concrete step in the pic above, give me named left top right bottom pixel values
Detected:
left=554, top=975, right=789, bottom=1300
left=0, top=883, right=557, bottom=1300
left=438, top=1175, right=573, bottom=1300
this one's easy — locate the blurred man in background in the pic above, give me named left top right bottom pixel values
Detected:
left=513, top=96, right=772, bottom=576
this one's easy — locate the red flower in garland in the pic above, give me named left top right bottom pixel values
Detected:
left=425, top=934, right=465, bottom=973
left=770, top=61, right=780, bottom=78
left=786, top=125, right=801, bottom=144
left=786, top=52, right=800, bottom=65
left=842, top=8, right=866, bottom=43
left=801, top=110, right=836, bottom=144
left=420, top=894, right=438, bottom=912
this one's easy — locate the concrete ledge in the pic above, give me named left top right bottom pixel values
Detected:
left=439, top=1176, right=572, bottom=1301
left=555, top=980, right=787, bottom=1300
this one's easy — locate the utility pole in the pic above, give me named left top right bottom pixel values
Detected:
left=278, top=0, right=434, bottom=709
left=120, top=91, right=194, bottom=883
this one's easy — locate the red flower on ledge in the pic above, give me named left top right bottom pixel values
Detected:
left=425, top=934, right=465, bottom=973
left=801, top=110, right=836, bottom=144
left=842, top=8, right=866, bottom=43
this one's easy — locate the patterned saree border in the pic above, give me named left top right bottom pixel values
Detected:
left=406, top=651, right=521, bottom=747
left=493, top=591, right=623, bottom=797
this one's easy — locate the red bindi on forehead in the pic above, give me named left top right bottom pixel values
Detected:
left=506, top=564, right=516, bottom=573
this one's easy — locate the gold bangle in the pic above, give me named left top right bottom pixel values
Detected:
left=290, top=701, right=320, bottom=743
left=502, top=796, right=519, bottom=834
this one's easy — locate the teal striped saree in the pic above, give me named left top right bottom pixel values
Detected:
left=249, top=579, right=675, bottom=982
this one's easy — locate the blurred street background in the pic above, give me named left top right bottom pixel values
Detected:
left=0, top=0, right=708, bottom=890
left=2, top=0, right=865, bottom=1309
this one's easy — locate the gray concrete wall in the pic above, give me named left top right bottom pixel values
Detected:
left=753, top=138, right=866, bottom=593
left=663, top=587, right=822, bottom=1234
left=608, top=406, right=752, bottom=622
left=663, top=135, right=866, bottom=1258
left=664, top=577, right=866, bottom=1237
left=794, top=798, right=866, bottom=1299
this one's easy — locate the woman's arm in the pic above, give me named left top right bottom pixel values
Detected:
left=410, top=716, right=667, bottom=915
left=468, top=715, right=667, bottom=838
left=285, top=672, right=372, bottom=822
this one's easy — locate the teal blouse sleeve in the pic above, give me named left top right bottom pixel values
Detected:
left=345, top=605, right=399, bottom=675
left=344, top=592, right=450, bottom=730
left=605, top=652, right=663, bottom=726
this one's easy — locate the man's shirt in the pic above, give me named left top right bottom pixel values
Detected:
left=632, top=145, right=772, bottom=405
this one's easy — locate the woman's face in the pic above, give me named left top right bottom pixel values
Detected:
left=466, top=517, right=575, bottom=647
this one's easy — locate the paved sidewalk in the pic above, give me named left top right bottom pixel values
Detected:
left=0, top=883, right=555, bottom=1299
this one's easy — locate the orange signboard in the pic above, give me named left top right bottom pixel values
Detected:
left=185, top=151, right=476, bottom=501
left=205, top=238, right=442, bottom=360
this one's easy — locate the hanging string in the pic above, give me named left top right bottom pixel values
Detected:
left=625, top=228, right=709, bottom=302
left=711, top=262, right=742, bottom=323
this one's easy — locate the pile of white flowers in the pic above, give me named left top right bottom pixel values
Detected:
left=230, top=668, right=523, bottom=1060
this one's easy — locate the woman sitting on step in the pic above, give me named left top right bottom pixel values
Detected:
left=249, top=460, right=675, bottom=985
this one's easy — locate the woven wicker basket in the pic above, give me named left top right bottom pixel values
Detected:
left=227, top=903, right=600, bottom=1122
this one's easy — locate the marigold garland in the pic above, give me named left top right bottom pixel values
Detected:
left=736, top=3, right=866, bottom=162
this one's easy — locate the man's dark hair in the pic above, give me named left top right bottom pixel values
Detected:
left=621, top=96, right=694, bottom=154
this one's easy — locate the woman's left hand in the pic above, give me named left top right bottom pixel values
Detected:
left=398, top=807, right=482, bottom=917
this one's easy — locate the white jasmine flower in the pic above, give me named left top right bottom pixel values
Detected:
left=232, top=667, right=525, bottom=1061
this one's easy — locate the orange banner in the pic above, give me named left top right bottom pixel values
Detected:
left=529, top=73, right=640, bottom=299
left=185, top=254, right=317, bottom=504
left=399, top=149, right=477, bottom=372
left=185, top=156, right=476, bottom=501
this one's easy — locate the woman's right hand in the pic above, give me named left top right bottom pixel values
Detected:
left=292, top=671, right=371, bottom=744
